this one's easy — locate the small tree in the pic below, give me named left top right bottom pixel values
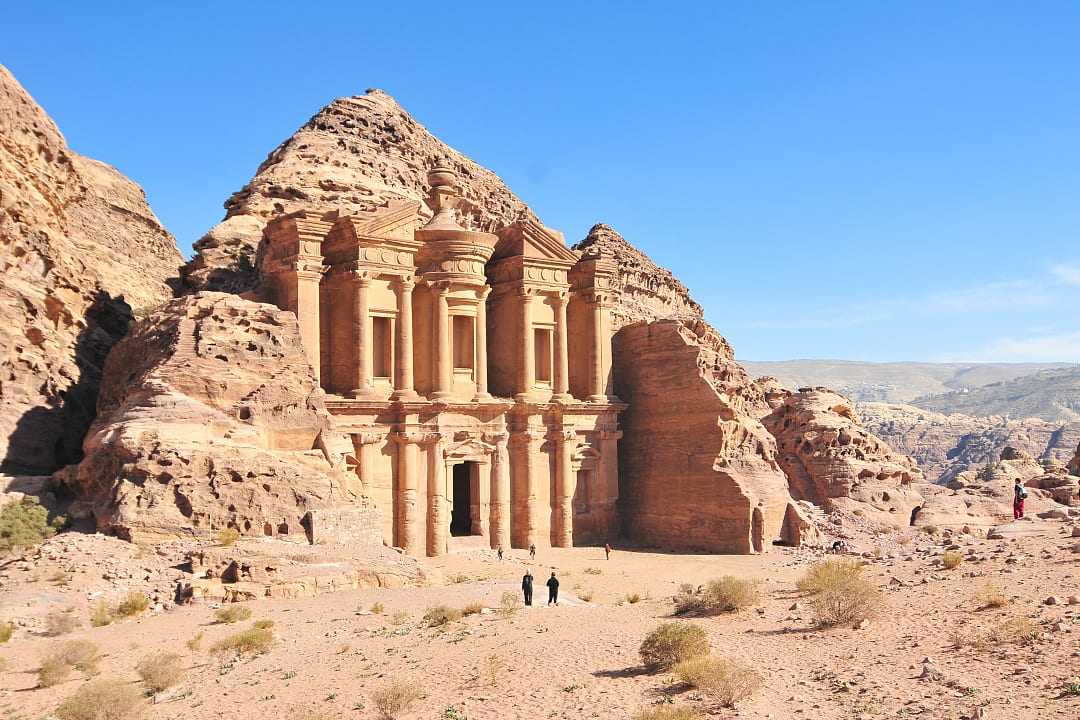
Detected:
left=0, top=497, right=63, bottom=553
left=639, top=622, right=709, bottom=671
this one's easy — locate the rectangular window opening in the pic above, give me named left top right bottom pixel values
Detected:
left=372, top=316, right=392, bottom=378
left=453, top=315, right=475, bottom=370
left=534, top=328, right=553, bottom=383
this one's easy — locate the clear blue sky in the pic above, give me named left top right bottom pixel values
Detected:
left=6, top=1, right=1080, bottom=362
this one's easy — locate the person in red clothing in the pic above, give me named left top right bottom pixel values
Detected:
left=1013, top=478, right=1028, bottom=519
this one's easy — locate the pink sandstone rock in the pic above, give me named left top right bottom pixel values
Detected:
left=0, top=65, right=182, bottom=474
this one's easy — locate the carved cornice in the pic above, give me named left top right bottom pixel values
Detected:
left=354, top=431, right=383, bottom=446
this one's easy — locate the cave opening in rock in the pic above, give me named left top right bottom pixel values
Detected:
left=451, top=461, right=476, bottom=536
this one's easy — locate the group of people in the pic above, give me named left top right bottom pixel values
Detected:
left=492, top=542, right=615, bottom=608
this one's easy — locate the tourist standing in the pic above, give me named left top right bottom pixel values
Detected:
left=529, top=543, right=536, bottom=560
left=521, top=570, right=533, bottom=606
left=604, top=542, right=612, bottom=560
left=1013, top=479, right=1028, bottom=520
left=546, top=571, right=560, bottom=606
left=497, top=545, right=503, bottom=561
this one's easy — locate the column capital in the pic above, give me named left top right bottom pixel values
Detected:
left=352, top=271, right=374, bottom=287
left=509, top=429, right=546, bottom=447
left=598, top=430, right=624, bottom=441
left=549, top=429, right=578, bottom=444
left=482, top=430, right=510, bottom=446
left=393, top=274, right=416, bottom=291
left=517, top=286, right=538, bottom=299
left=355, top=431, right=383, bottom=446
left=431, top=280, right=452, bottom=296
left=477, top=286, right=492, bottom=301
left=553, top=291, right=569, bottom=307
left=392, top=431, right=431, bottom=445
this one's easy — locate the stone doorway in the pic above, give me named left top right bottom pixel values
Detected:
left=451, top=461, right=477, bottom=536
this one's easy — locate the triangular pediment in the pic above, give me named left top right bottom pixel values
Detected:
left=350, top=201, right=422, bottom=240
left=493, top=219, right=579, bottom=263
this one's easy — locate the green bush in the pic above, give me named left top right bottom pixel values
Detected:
left=214, top=605, right=252, bottom=624
left=210, top=627, right=273, bottom=658
left=115, top=593, right=149, bottom=618
left=675, top=576, right=760, bottom=614
left=639, top=622, right=709, bottom=671
left=216, top=527, right=240, bottom=547
left=0, top=497, right=63, bottom=552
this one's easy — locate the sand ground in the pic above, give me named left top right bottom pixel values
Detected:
left=1, top=520, right=1078, bottom=720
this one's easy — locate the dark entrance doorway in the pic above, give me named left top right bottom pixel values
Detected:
left=451, top=462, right=474, bottom=536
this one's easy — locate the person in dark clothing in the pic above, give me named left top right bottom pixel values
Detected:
left=604, top=542, right=612, bottom=560
left=521, top=570, right=533, bottom=606
left=529, top=543, right=536, bottom=560
left=1014, top=479, right=1028, bottom=519
left=546, top=572, right=559, bottom=606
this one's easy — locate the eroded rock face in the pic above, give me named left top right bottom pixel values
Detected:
left=182, top=89, right=536, bottom=293
left=58, top=293, right=374, bottom=544
left=614, top=320, right=816, bottom=553
left=858, top=402, right=1080, bottom=483
left=573, top=223, right=702, bottom=330
left=0, top=65, right=183, bottom=473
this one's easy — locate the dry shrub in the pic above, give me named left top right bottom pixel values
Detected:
left=480, top=654, right=505, bottom=686
left=941, top=551, right=964, bottom=570
left=583, top=566, right=602, bottom=575
left=390, top=611, right=409, bottom=625
left=423, top=605, right=462, bottom=626
left=807, top=573, right=881, bottom=628
left=461, top=602, right=484, bottom=617
left=920, top=525, right=940, bottom=535
left=253, top=619, right=275, bottom=630
left=38, top=640, right=100, bottom=687
left=626, top=592, right=642, bottom=604
left=371, top=680, right=423, bottom=720
left=370, top=602, right=384, bottom=614
left=797, top=558, right=864, bottom=595
left=136, top=652, right=184, bottom=692
left=976, top=584, right=1009, bottom=609
left=987, top=617, right=1041, bottom=647
left=0, top=621, right=12, bottom=643
left=216, top=527, right=240, bottom=547
left=89, top=600, right=114, bottom=628
left=675, top=576, right=760, bottom=615
left=45, top=608, right=80, bottom=636
left=214, top=605, right=252, bottom=624
left=631, top=706, right=703, bottom=720
left=498, top=592, right=522, bottom=617
left=639, top=622, right=709, bottom=671
left=186, top=631, right=204, bottom=651
left=210, top=627, right=274, bottom=658
left=675, top=655, right=763, bottom=708
left=115, top=593, right=149, bottom=618
left=578, top=588, right=595, bottom=602
left=447, top=573, right=469, bottom=584
left=55, top=679, right=145, bottom=720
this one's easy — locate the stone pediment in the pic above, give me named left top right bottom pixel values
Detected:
left=444, top=436, right=495, bottom=459
left=492, top=219, right=579, bottom=264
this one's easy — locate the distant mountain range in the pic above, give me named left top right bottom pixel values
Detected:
left=742, top=360, right=1076, bottom=414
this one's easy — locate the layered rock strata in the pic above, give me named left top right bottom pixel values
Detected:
left=0, top=65, right=182, bottom=473
left=613, top=320, right=816, bottom=553
left=58, top=293, right=375, bottom=544
left=182, top=89, right=536, bottom=293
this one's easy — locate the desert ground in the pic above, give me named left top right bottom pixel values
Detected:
left=1, top=519, right=1078, bottom=720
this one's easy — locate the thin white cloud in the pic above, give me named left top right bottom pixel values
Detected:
left=937, top=330, right=1080, bottom=363
left=1051, top=263, right=1080, bottom=286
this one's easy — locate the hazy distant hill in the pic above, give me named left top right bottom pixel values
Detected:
left=741, top=360, right=1072, bottom=404
left=910, top=366, right=1080, bottom=423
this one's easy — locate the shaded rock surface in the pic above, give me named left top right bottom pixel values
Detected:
left=182, top=89, right=536, bottom=293
left=57, top=293, right=375, bottom=544
left=0, top=65, right=182, bottom=474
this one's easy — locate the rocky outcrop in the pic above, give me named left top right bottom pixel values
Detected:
left=858, top=402, right=1080, bottom=483
left=182, top=89, right=536, bottom=293
left=0, top=65, right=182, bottom=474
left=613, top=320, right=816, bottom=553
left=1070, top=442, right=1080, bottom=476
left=573, top=223, right=702, bottom=330
left=58, top=293, right=373, bottom=544
left=761, top=387, right=925, bottom=524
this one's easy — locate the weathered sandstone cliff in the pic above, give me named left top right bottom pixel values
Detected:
left=760, top=386, right=925, bottom=524
left=58, top=293, right=376, bottom=544
left=858, top=402, right=1080, bottom=483
left=614, top=320, right=816, bottom=553
left=182, top=89, right=536, bottom=293
left=573, top=224, right=702, bottom=329
left=0, top=66, right=182, bottom=474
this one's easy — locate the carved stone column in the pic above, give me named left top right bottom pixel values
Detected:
left=353, top=431, right=382, bottom=497
left=393, top=432, right=423, bottom=557
left=432, top=282, right=452, bottom=400
left=517, top=289, right=535, bottom=401
left=391, top=276, right=417, bottom=400
left=295, top=268, right=324, bottom=383
left=553, top=292, right=571, bottom=401
left=552, top=429, right=577, bottom=547
left=485, top=431, right=510, bottom=550
left=425, top=433, right=447, bottom=557
left=351, top=273, right=376, bottom=399
left=587, top=291, right=609, bottom=402
left=473, top=287, right=492, bottom=401
left=511, top=429, right=544, bottom=548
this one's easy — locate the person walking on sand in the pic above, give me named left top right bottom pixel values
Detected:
left=521, top=570, right=533, bottom=607
left=529, top=543, right=536, bottom=560
left=546, top=571, right=560, bottom=606
left=1014, top=478, right=1028, bottom=520
left=604, top=542, right=612, bottom=560
left=497, top=545, right=503, bottom=561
